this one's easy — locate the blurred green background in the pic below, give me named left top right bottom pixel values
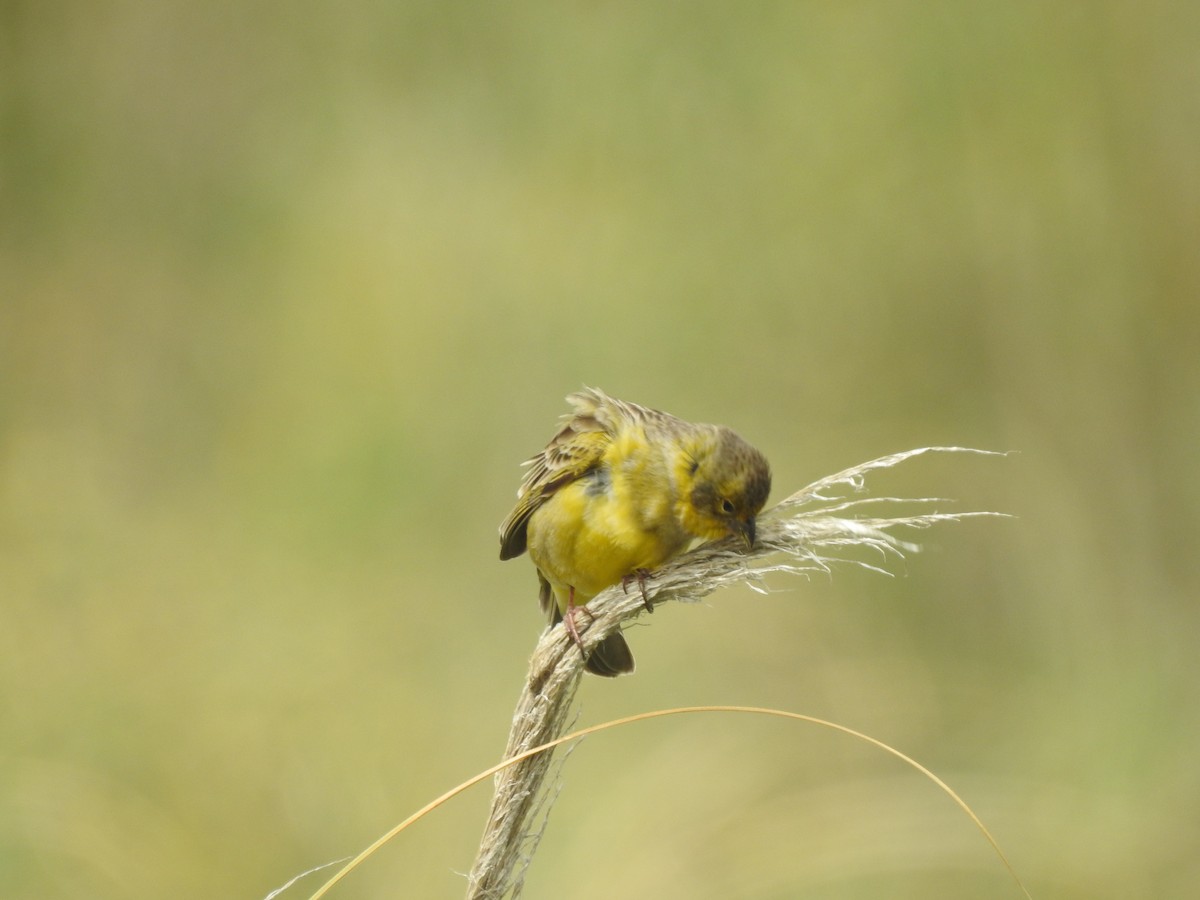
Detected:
left=3, top=2, right=1197, bottom=897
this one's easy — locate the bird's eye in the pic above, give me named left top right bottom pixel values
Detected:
left=720, top=499, right=735, bottom=514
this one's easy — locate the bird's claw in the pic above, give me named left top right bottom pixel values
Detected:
left=564, top=586, right=593, bottom=654
left=621, top=568, right=655, bottom=613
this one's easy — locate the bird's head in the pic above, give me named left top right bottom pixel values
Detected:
left=677, top=426, right=772, bottom=547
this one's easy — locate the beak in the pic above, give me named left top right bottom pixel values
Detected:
left=739, top=516, right=756, bottom=549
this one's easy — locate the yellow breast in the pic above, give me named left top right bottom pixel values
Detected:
left=525, top=429, right=692, bottom=604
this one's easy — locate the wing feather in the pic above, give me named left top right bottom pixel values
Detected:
left=498, top=387, right=678, bottom=560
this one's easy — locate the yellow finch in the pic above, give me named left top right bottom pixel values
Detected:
left=499, top=388, right=771, bottom=676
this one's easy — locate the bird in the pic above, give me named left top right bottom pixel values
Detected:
left=499, top=387, right=771, bottom=676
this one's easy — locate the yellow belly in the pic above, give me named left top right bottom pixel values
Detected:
left=526, top=476, right=689, bottom=608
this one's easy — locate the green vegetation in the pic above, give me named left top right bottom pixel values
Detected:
left=3, top=3, right=1197, bottom=897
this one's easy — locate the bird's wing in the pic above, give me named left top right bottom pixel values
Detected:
left=498, top=388, right=655, bottom=560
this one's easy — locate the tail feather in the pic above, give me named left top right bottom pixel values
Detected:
left=544, top=584, right=636, bottom=677
left=584, top=630, right=635, bottom=677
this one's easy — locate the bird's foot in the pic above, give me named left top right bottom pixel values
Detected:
left=621, top=568, right=655, bottom=613
left=564, top=586, right=593, bottom=654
